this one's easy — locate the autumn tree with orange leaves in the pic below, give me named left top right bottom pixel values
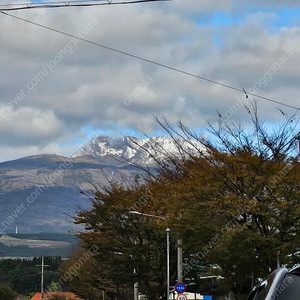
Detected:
left=71, top=104, right=300, bottom=299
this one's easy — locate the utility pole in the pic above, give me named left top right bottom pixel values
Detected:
left=128, top=211, right=171, bottom=300
left=134, top=269, right=138, bottom=300
left=166, top=227, right=170, bottom=300
left=177, top=213, right=183, bottom=283
left=36, top=256, right=49, bottom=300
left=277, top=250, right=281, bottom=268
left=177, top=238, right=183, bottom=282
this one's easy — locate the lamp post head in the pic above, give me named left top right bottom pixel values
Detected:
left=128, top=210, right=141, bottom=215
left=166, top=227, right=170, bottom=233
left=128, top=211, right=165, bottom=220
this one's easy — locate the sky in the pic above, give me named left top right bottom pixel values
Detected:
left=0, top=0, right=299, bottom=161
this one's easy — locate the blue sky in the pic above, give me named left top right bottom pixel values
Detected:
left=196, top=6, right=300, bottom=37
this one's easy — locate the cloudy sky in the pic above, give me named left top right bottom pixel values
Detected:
left=0, top=0, right=299, bottom=161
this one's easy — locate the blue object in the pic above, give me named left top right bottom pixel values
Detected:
left=203, top=296, right=213, bottom=300
left=175, top=282, right=186, bottom=293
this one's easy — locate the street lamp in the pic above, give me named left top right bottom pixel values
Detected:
left=129, top=211, right=165, bottom=220
left=128, top=211, right=171, bottom=300
left=166, top=227, right=170, bottom=300
left=129, top=211, right=184, bottom=292
left=134, top=269, right=138, bottom=300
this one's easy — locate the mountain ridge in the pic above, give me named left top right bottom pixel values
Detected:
left=74, top=135, right=202, bottom=165
left=0, top=135, right=201, bottom=233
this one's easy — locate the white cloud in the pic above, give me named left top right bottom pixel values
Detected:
left=0, top=2, right=299, bottom=160
left=0, top=143, right=73, bottom=162
left=0, top=107, right=63, bottom=145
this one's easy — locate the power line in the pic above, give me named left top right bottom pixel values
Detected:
left=0, top=11, right=299, bottom=111
left=0, top=0, right=171, bottom=11
left=0, top=0, right=104, bottom=7
left=0, top=0, right=107, bottom=6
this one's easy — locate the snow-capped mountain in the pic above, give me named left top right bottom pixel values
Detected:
left=74, top=136, right=202, bottom=165
left=0, top=136, right=203, bottom=233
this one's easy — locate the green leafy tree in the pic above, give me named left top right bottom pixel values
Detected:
left=47, top=281, right=62, bottom=293
left=0, top=283, right=17, bottom=300
left=0, top=257, right=63, bottom=296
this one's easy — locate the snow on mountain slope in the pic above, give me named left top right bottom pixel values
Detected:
left=0, top=136, right=203, bottom=233
left=74, top=136, right=203, bottom=165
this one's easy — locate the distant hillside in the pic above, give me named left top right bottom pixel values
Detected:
left=0, top=153, right=140, bottom=233
left=0, top=136, right=198, bottom=233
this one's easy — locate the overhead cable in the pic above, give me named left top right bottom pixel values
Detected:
left=0, top=11, right=299, bottom=111
left=0, top=0, right=171, bottom=11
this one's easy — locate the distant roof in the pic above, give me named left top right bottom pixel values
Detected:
left=30, top=292, right=83, bottom=300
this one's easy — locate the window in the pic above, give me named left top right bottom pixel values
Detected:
left=275, top=274, right=300, bottom=300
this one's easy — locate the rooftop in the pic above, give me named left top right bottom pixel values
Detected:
left=30, top=292, right=83, bottom=300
